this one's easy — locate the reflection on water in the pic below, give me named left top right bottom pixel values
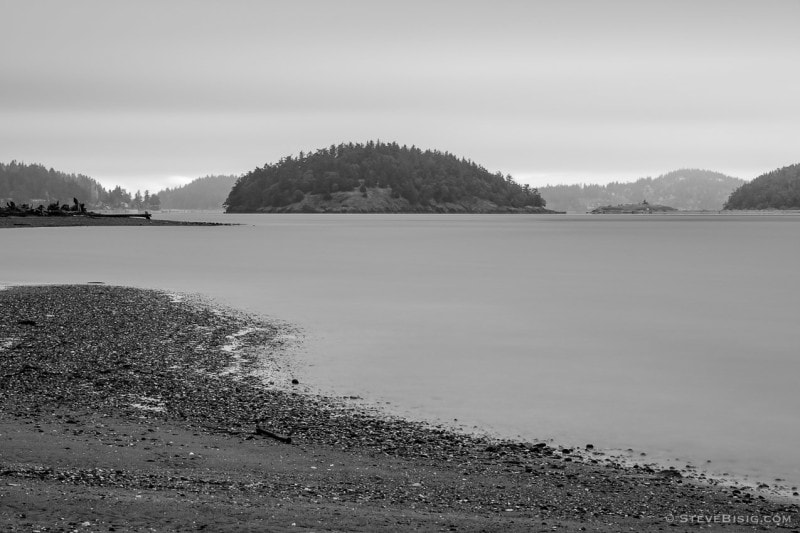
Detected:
left=3, top=213, right=799, bottom=487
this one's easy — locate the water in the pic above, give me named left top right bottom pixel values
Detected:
left=2, top=213, right=799, bottom=489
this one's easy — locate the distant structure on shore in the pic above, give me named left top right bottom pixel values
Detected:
left=224, top=141, right=557, bottom=214
left=539, top=169, right=744, bottom=213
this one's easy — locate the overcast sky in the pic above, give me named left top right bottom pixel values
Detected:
left=2, top=0, right=798, bottom=192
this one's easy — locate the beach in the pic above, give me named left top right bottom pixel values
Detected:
left=1, top=284, right=796, bottom=532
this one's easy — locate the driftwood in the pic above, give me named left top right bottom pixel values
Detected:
left=203, top=423, right=292, bottom=444
left=200, top=425, right=245, bottom=435
left=0, top=206, right=151, bottom=220
left=2, top=199, right=87, bottom=216
left=87, top=212, right=151, bottom=220
left=255, top=424, right=292, bottom=444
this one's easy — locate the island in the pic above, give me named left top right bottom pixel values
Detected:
left=589, top=200, right=677, bottom=214
left=224, top=141, right=561, bottom=214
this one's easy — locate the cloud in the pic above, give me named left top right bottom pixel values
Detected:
left=2, top=0, right=798, bottom=189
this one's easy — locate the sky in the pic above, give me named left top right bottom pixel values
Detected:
left=2, top=0, right=799, bottom=193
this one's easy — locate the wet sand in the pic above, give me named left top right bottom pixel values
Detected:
left=0, top=285, right=797, bottom=532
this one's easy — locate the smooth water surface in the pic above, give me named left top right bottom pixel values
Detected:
left=2, top=214, right=798, bottom=488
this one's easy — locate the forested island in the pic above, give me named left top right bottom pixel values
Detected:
left=539, top=169, right=743, bottom=213
left=224, top=141, right=556, bottom=213
left=724, top=163, right=800, bottom=210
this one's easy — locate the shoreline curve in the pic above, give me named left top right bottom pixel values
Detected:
left=1, top=284, right=796, bottom=531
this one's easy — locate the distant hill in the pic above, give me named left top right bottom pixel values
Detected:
left=724, top=163, right=800, bottom=210
left=539, top=169, right=744, bottom=212
left=156, top=175, right=238, bottom=211
left=224, top=141, right=554, bottom=213
left=0, top=161, right=107, bottom=206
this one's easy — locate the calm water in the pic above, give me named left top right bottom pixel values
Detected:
left=3, top=214, right=799, bottom=488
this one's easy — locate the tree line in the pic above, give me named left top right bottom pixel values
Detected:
left=0, top=161, right=159, bottom=210
left=724, top=163, right=800, bottom=210
left=224, top=141, right=545, bottom=212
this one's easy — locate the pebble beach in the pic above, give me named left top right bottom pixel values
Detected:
left=1, top=284, right=797, bottom=532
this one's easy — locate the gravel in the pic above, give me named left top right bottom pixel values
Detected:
left=1, top=284, right=797, bottom=532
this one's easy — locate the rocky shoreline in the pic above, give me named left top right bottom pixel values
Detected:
left=1, top=285, right=797, bottom=532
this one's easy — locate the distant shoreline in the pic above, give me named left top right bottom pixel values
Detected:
left=0, top=215, right=233, bottom=228
left=6, top=211, right=800, bottom=229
